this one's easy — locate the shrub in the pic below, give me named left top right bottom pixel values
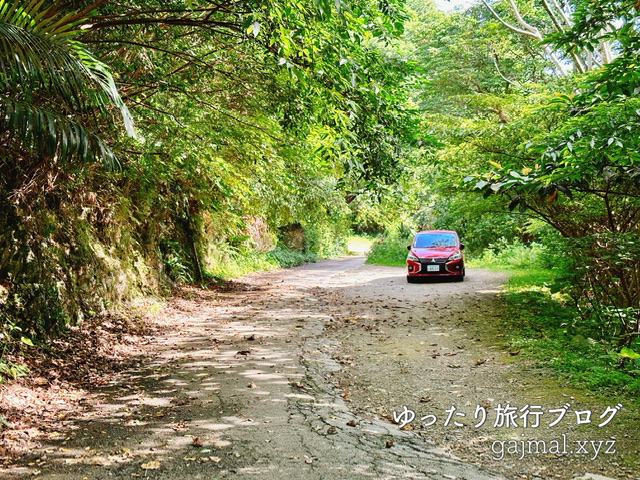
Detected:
left=473, top=238, right=551, bottom=270
left=366, top=235, right=412, bottom=267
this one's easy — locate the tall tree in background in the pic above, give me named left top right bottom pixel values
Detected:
left=392, top=0, right=553, bottom=249
left=480, top=0, right=615, bottom=75
left=469, top=0, right=640, bottom=347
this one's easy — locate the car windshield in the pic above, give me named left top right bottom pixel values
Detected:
left=414, top=233, right=457, bottom=248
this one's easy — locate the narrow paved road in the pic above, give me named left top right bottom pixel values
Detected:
left=9, top=257, right=630, bottom=479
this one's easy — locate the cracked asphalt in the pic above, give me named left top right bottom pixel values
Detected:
left=9, top=256, right=630, bottom=479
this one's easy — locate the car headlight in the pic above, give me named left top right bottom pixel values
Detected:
left=407, top=251, right=419, bottom=261
left=448, top=252, right=462, bottom=261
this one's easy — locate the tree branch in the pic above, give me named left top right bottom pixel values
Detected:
left=480, top=0, right=537, bottom=38
left=62, top=0, right=109, bottom=26
left=541, top=0, right=566, bottom=34
left=550, top=0, right=573, bottom=27
left=87, top=17, right=243, bottom=33
left=508, top=0, right=542, bottom=39
left=543, top=45, right=570, bottom=76
left=491, top=51, right=521, bottom=90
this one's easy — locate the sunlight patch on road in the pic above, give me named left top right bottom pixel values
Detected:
left=475, top=289, right=502, bottom=294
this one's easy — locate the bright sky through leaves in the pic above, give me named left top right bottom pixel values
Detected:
left=434, top=0, right=474, bottom=11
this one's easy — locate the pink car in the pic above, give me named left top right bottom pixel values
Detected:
left=406, top=230, right=465, bottom=283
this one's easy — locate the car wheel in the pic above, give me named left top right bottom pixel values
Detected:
left=407, top=276, right=418, bottom=283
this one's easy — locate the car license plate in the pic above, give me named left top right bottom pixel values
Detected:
left=427, top=265, right=439, bottom=272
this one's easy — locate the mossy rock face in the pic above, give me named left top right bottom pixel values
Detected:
left=0, top=189, right=170, bottom=340
left=0, top=204, right=94, bottom=336
left=0, top=200, right=35, bottom=281
left=246, top=216, right=276, bottom=253
left=278, top=223, right=306, bottom=252
left=2, top=283, right=68, bottom=337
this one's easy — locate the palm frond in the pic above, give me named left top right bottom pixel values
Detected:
left=1, top=98, right=119, bottom=168
left=0, top=0, right=134, bottom=164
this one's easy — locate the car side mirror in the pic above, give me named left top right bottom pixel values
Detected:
left=407, top=245, right=411, bottom=250
left=460, top=244, right=465, bottom=250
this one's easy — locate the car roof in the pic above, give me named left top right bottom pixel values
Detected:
left=415, top=230, right=458, bottom=235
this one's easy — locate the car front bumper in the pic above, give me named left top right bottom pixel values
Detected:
left=407, top=258, right=464, bottom=276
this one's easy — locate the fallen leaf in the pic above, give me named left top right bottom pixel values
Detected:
left=141, top=460, right=161, bottom=470
left=192, top=437, right=204, bottom=447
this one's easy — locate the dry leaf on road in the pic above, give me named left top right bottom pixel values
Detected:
left=141, top=460, right=161, bottom=470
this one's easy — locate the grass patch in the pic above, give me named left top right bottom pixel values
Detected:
left=467, top=239, right=551, bottom=270
left=365, top=235, right=410, bottom=267
left=265, top=247, right=318, bottom=268
left=205, top=246, right=318, bottom=281
left=499, top=267, right=640, bottom=402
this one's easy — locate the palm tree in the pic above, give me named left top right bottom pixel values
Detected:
left=0, top=0, right=134, bottom=166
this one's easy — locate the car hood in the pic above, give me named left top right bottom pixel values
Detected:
left=412, top=247, right=458, bottom=259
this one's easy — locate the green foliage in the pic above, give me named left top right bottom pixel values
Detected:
left=501, top=268, right=640, bottom=398
left=547, top=0, right=638, bottom=57
left=370, top=0, right=555, bottom=263
left=464, top=82, right=640, bottom=346
left=412, top=192, right=526, bottom=257
left=619, top=347, right=640, bottom=360
left=160, top=240, right=194, bottom=284
left=471, top=239, right=550, bottom=270
left=266, top=248, right=318, bottom=268
left=303, top=220, right=350, bottom=258
left=346, top=235, right=374, bottom=255
left=0, top=319, right=30, bottom=383
left=453, top=0, right=640, bottom=349
left=0, top=0, right=134, bottom=164
left=1, top=283, right=69, bottom=338
left=203, top=244, right=319, bottom=281
left=0, top=0, right=420, bottom=348
left=366, top=234, right=412, bottom=267
left=0, top=361, right=28, bottom=383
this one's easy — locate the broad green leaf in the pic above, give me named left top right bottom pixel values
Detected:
left=619, top=347, right=640, bottom=359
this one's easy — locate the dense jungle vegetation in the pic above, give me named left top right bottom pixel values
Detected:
left=1, top=0, right=639, bottom=389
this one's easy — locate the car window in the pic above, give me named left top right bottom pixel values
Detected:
left=414, top=233, right=457, bottom=248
